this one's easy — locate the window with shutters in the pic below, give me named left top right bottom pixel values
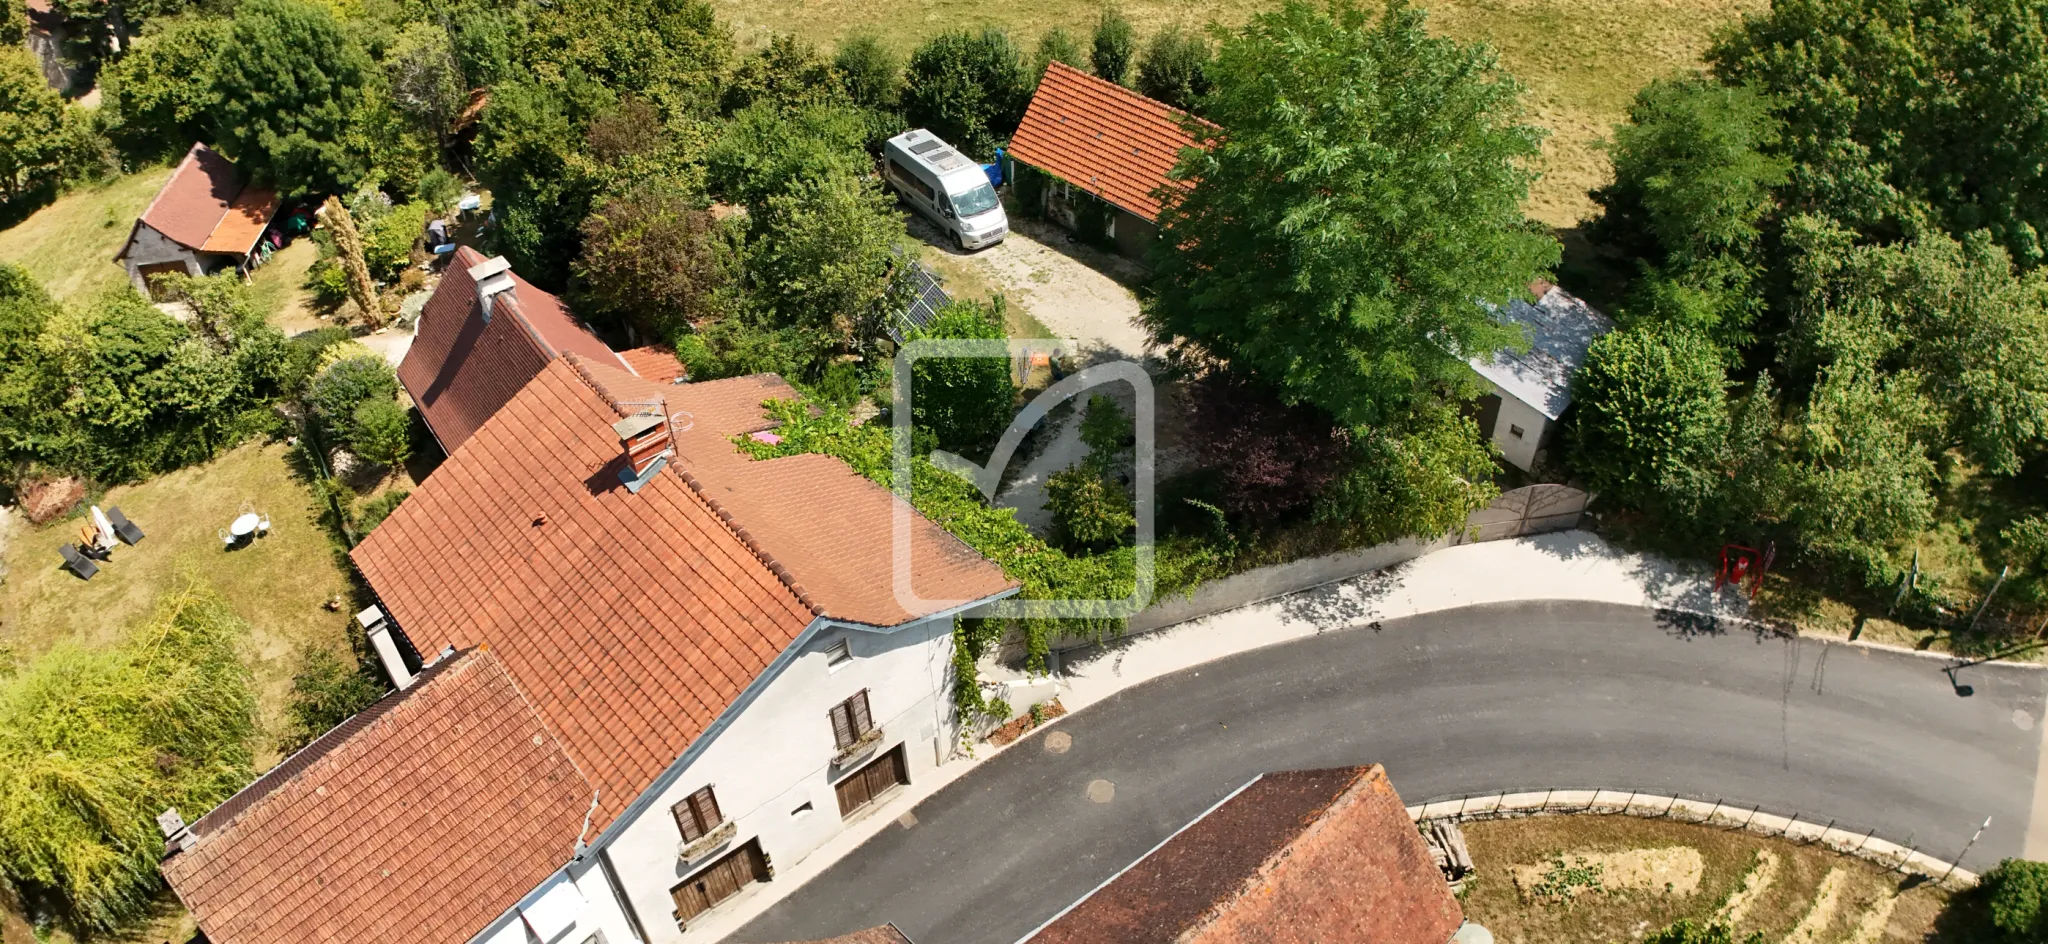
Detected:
left=828, top=690, right=875, bottom=750
left=671, top=786, right=722, bottom=842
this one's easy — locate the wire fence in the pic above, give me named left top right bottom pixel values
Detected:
left=1406, top=787, right=1987, bottom=888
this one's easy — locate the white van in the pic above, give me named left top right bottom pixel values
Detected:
left=882, top=129, right=1008, bottom=251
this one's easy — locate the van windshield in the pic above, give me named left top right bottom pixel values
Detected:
left=950, top=183, right=1001, bottom=218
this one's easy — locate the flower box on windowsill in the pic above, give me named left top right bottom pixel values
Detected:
left=831, top=726, right=884, bottom=768
left=676, top=820, right=737, bottom=864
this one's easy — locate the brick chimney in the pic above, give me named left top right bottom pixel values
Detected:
left=612, top=402, right=674, bottom=493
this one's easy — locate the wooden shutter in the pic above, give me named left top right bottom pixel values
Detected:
left=828, top=702, right=854, bottom=749
left=849, top=690, right=873, bottom=736
left=671, top=786, right=720, bottom=841
left=835, top=745, right=908, bottom=818
left=669, top=841, right=765, bottom=927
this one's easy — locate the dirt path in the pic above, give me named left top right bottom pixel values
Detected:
left=908, top=216, right=1149, bottom=360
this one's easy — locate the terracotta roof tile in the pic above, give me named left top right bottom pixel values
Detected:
left=1008, top=63, right=1208, bottom=222
left=1028, top=766, right=1463, bottom=944
left=200, top=186, right=280, bottom=254
left=129, top=143, right=245, bottom=252
left=160, top=650, right=592, bottom=944
left=620, top=346, right=687, bottom=383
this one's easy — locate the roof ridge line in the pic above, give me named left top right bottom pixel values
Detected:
left=137, top=143, right=223, bottom=250
left=554, top=359, right=829, bottom=618
left=496, top=293, right=558, bottom=361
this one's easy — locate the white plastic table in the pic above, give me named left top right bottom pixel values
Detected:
left=230, top=513, right=260, bottom=538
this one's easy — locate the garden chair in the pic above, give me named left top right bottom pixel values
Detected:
left=59, top=544, right=98, bottom=580
left=219, top=528, right=236, bottom=548
left=257, top=514, right=272, bottom=535
left=106, top=506, right=145, bottom=545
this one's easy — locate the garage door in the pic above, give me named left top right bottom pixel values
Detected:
left=669, top=839, right=767, bottom=927
left=834, top=744, right=908, bottom=818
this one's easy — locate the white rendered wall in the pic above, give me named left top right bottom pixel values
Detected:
left=567, top=615, right=958, bottom=944
left=1484, top=383, right=1552, bottom=472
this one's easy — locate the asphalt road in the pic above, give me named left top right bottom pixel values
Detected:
left=730, top=601, right=2046, bottom=944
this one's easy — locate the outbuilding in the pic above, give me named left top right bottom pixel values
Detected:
left=113, top=143, right=280, bottom=298
left=1467, top=280, right=1615, bottom=473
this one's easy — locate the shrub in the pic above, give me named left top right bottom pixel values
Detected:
left=908, top=300, right=1015, bottom=453
left=1090, top=7, right=1136, bottom=84
left=707, top=102, right=870, bottom=206
left=349, top=399, right=412, bottom=469
left=0, top=583, right=256, bottom=933
left=280, top=644, right=387, bottom=753
left=1135, top=26, right=1212, bottom=112
left=308, top=258, right=351, bottom=305
left=1569, top=322, right=1731, bottom=519
left=575, top=185, right=727, bottom=341
left=902, top=29, right=1032, bottom=160
left=362, top=201, right=430, bottom=282
left=1034, top=28, right=1086, bottom=82
left=413, top=168, right=462, bottom=213
left=307, top=355, right=398, bottom=444
left=1188, top=372, right=1348, bottom=520
left=1985, top=859, right=2048, bottom=942
left=835, top=33, right=901, bottom=111
left=354, top=488, right=410, bottom=534
left=1047, top=462, right=1135, bottom=550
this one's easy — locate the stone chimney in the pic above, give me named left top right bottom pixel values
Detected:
left=467, top=256, right=517, bottom=321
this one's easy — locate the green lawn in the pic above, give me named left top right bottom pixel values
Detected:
left=0, top=167, right=175, bottom=304
left=709, top=0, right=1766, bottom=226
left=0, top=442, right=357, bottom=753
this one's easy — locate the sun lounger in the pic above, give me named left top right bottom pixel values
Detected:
left=106, top=506, right=145, bottom=545
left=59, top=544, right=99, bottom=580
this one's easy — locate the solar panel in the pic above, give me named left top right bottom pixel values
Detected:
left=888, top=261, right=952, bottom=342
left=929, top=151, right=973, bottom=172
left=909, top=138, right=946, bottom=155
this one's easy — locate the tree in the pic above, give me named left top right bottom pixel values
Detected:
left=96, top=16, right=223, bottom=162
left=835, top=33, right=901, bottom=111
left=307, top=354, right=398, bottom=446
left=707, top=102, right=869, bottom=206
left=749, top=171, right=913, bottom=354
left=362, top=202, right=429, bottom=283
left=521, top=0, right=731, bottom=117
left=1571, top=324, right=1731, bottom=517
left=1033, top=28, right=1085, bottom=82
left=1090, top=7, right=1136, bottom=84
left=350, top=399, right=412, bottom=468
left=721, top=34, right=840, bottom=115
left=385, top=22, right=466, bottom=153
left=320, top=197, right=379, bottom=324
left=1146, top=0, right=1557, bottom=432
left=575, top=185, right=727, bottom=341
left=473, top=78, right=608, bottom=288
left=1135, top=26, right=1212, bottom=112
left=1982, top=859, right=2048, bottom=943
left=1709, top=0, right=2048, bottom=264
left=1187, top=371, right=1348, bottom=520
left=0, top=49, right=68, bottom=210
left=908, top=300, right=1015, bottom=453
left=209, top=0, right=372, bottom=194
left=1314, top=409, right=1502, bottom=541
left=901, top=29, right=1032, bottom=160
left=280, top=644, right=386, bottom=753
left=0, top=583, right=255, bottom=934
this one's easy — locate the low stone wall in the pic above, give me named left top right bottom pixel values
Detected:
left=1408, top=788, right=1980, bottom=888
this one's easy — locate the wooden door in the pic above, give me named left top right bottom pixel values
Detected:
left=834, top=744, right=907, bottom=818
left=670, top=840, right=765, bottom=926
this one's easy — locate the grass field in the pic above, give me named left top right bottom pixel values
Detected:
left=710, top=0, right=1765, bottom=225
left=0, top=442, right=358, bottom=753
left=1458, top=815, right=1958, bottom=943
left=0, top=167, right=175, bottom=304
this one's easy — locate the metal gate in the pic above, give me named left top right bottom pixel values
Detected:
left=1455, top=484, right=1589, bottom=544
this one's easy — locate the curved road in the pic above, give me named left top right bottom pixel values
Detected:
left=732, top=601, right=2045, bottom=944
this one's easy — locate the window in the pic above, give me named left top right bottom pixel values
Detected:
left=671, top=786, right=723, bottom=842
left=1508, top=424, right=1525, bottom=439
left=828, top=690, right=875, bottom=750
left=825, top=639, right=852, bottom=669
left=889, top=159, right=935, bottom=200
left=951, top=182, right=1000, bottom=217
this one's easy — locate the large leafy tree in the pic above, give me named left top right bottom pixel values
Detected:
left=574, top=184, right=728, bottom=341
left=1571, top=324, right=1731, bottom=518
left=907, top=301, right=1015, bottom=453
left=0, top=48, right=69, bottom=209
left=901, top=29, right=1031, bottom=160
left=1135, top=26, right=1213, bottom=112
left=521, top=0, right=731, bottom=118
left=748, top=171, right=913, bottom=355
left=706, top=102, right=869, bottom=206
left=208, top=0, right=372, bottom=194
left=97, top=16, right=224, bottom=162
left=1710, top=0, right=2048, bottom=264
left=1146, top=0, right=1558, bottom=432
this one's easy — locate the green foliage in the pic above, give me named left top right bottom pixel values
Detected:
left=520, top=0, right=731, bottom=118
left=748, top=170, right=914, bottom=353
left=1090, top=7, right=1137, bottom=84
left=307, top=355, right=398, bottom=447
left=1315, top=412, right=1501, bottom=542
left=722, top=34, right=841, bottom=115
left=280, top=644, right=387, bottom=753
left=1710, top=0, right=2048, bottom=264
left=349, top=399, right=412, bottom=468
left=908, top=300, right=1015, bottom=453
left=1983, top=858, right=2048, bottom=942
left=575, top=184, right=728, bottom=341
left=473, top=79, right=605, bottom=289
left=1135, top=26, right=1213, bottom=112
left=707, top=102, right=869, bottom=206
left=362, top=201, right=429, bottom=282
left=1080, top=394, right=1131, bottom=457
left=1033, top=28, right=1086, bottom=82
left=673, top=316, right=828, bottom=382
left=0, top=48, right=70, bottom=209
left=385, top=22, right=466, bottom=150
left=835, top=33, right=901, bottom=111
left=1571, top=323, right=1731, bottom=518
left=209, top=0, right=373, bottom=194
left=1145, top=0, right=1557, bottom=432
left=902, top=29, right=1032, bottom=161
left=0, top=582, right=256, bottom=933
left=414, top=167, right=463, bottom=213
left=354, top=487, right=410, bottom=534
left=1531, top=854, right=1604, bottom=901
left=1644, top=920, right=1764, bottom=944
left=1047, top=463, right=1135, bottom=549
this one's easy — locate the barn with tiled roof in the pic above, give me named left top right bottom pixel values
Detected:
left=114, top=143, right=281, bottom=297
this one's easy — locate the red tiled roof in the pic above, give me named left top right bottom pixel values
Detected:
left=1028, top=766, right=1463, bottom=944
left=620, top=345, right=687, bottom=384
left=1008, top=62, right=1207, bottom=222
left=398, top=247, right=629, bottom=453
left=161, top=650, right=593, bottom=944
left=200, top=185, right=280, bottom=254
left=127, top=143, right=245, bottom=253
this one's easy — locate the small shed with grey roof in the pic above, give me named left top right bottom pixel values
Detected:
left=1467, top=280, right=1614, bottom=472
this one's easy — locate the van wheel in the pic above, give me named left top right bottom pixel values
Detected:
left=954, top=231, right=969, bottom=252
